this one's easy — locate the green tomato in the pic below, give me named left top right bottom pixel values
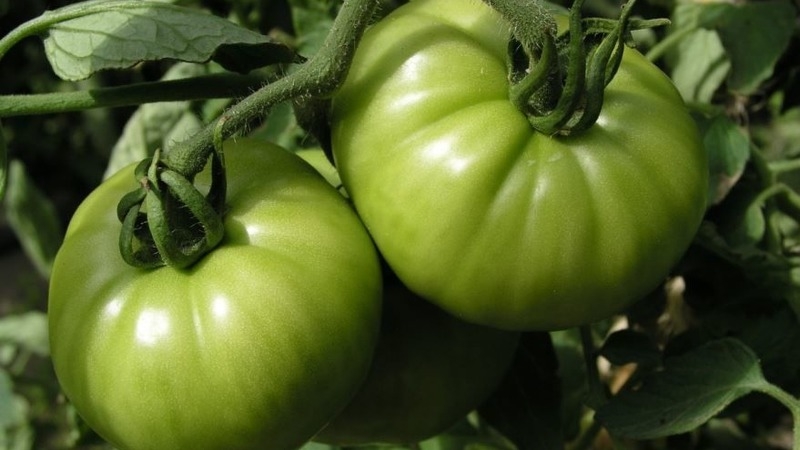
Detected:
left=314, top=269, right=520, bottom=446
left=295, top=148, right=519, bottom=445
left=330, top=0, right=708, bottom=331
left=48, top=139, right=382, bottom=450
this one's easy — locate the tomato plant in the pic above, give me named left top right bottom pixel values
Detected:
left=330, top=0, right=709, bottom=331
left=47, top=139, right=383, bottom=450
left=2, top=0, right=800, bottom=449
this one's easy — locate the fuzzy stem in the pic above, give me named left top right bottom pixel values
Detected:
left=0, top=73, right=270, bottom=117
left=162, top=0, right=380, bottom=177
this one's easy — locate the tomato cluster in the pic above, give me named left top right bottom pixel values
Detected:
left=47, top=0, right=707, bottom=448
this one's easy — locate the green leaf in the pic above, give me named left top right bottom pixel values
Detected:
left=0, top=312, right=50, bottom=357
left=0, top=370, right=15, bottom=428
left=695, top=112, right=751, bottom=205
left=667, top=2, right=731, bottom=103
left=478, top=332, right=563, bottom=450
left=670, top=29, right=729, bottom=103
left=715, top=0, right=795, bottom=95
left=289, top=0, right=337, bottom=58
left=599, top=329, right=661, bottom=367
left=551, top=329, right=588, bottom=441
left=596, top=338, right=769, bottom=440
left=104, top=62, right=205, bottom=179
left=42, top=1, right=297, bottom=81
left=3, top=160, right=63, bottom=278
left=251, top=101, right=303, bottom=151
left=0, top=120, right=6, bottom=201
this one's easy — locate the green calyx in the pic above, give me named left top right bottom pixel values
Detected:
left=488, top=0, right=669, bottom=136
left=116, top=140, right=227, bottom=270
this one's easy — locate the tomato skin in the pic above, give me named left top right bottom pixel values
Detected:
left=294, top=147, right=519, bottom=446
left=330, top=0, right=708, bottom=330
left=48, top=140, right=382, bottom=450
left=314, top=265, right=519, bottom=446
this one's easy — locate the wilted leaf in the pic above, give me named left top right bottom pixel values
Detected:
left=596, top=338, right=768, bottom=439
left=42, top=1, right=297, bottom=81
left=4, top=160, right=63, bottom=278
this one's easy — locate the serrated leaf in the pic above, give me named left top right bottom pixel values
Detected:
left=596, top=338, right=768, bottom=440
left=3, top=161, right=63, bottom=278
left=0, top=312, right=50, bottom=357
left=42, top=1, right=297, bottom=81
left=478, top=332, right=563, bottom=450
left=715, top=0, right=795, bottom=94
left=104, top=63, right=205, bottom=179
left=599, top=329, right=661, bottom=367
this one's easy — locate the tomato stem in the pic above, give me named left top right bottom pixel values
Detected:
left=162, top=0, right=381, bottom=178
left=0, top=73, right=270, bottom=118
left=114, top=0, right=381, bottom=269
left=486, top=0, right=666, bottom=136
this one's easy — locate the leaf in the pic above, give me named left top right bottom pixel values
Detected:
left=42, top=1, right=297, bottom=81
left=289, top=0, right=336, bottom=58
left=599, top=329, right=661, bottom=367
left=550, top=329, right=588, bottom=441
left=695, top=112, right=751, bottom=205
left=0, top=121, right=6, bottom=201
left=596, top=338, right=769, bottom=440
left=478, top=332, right=563, bottom=450
left=104, top=62, right=205, bottom=179
left=0, top=312, right=50, bottom=357
left=715, top=0, right=795, bottom=95
left=3, top=160, right=63, bottom=278
left=0, top=370, right=15, bottom=428
left=670, top=29, right=729, bottom=103
left=667, top=2, right=731, bottom=103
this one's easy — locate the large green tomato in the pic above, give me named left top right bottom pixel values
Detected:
left=294, top=148, right=519, bottom=446
left=48, top=140, right=382, bottom=450
left=314, top=269, right=520, bottom=446
left=330, top=0, right=708, bottom=330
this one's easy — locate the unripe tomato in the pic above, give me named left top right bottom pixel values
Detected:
left=48, top=140, right=382, bottom=450
left=330, top=0, right=708, bottom=330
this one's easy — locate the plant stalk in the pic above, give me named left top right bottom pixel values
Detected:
left=0, top=73, right=270, bottom=117
left=162, top=0, right=380, bottom=176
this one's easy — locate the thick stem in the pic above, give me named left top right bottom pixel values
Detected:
left=483, top=0, right=561, bottom=114
left=116, top=0, right=380, bottom=269
left=162, top=0, right=380, bottom=177
left=528, top=0, right=587, bottom=134
left=0, top=73, right=270, bottom=117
